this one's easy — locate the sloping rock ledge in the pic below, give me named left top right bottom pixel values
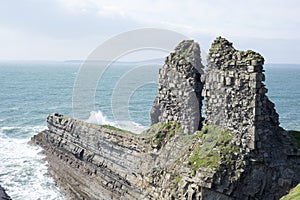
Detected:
left=31, top=37, right=300, bottom=200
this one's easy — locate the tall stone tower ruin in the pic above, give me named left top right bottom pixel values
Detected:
left=203, top=37, right=280, bottom=150
left=151, top=40, right=204, bottom=134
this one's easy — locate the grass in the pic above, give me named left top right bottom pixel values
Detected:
left=281, top=184, right=300, bottom=200
left=101, top=124, right=132, bottom=133
left=143, top=121, right=183, bottom=150
left=188, top=125, right=239, bottom=175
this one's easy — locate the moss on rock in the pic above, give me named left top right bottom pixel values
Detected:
left=188, top=125, right=239, bottom=175
left=142, top=122, right=183, bottom=150
left=281, top=184, right=300, bottom=200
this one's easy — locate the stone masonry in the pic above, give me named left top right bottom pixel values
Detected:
left=151, top=40, right=204, bottom=134
left=31, top=38, right=300, bottom=200
left=203, top=36, right=279, bottom=151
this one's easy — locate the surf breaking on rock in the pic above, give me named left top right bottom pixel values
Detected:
left=31, top=37, right=300, bottom=199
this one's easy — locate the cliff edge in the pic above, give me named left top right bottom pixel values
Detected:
left=31, top=38, right=300, bottom=199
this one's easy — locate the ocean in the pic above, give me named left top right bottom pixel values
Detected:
left=0, top=61, right=299, bottom=199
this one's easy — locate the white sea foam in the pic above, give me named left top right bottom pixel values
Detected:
left=86, top=111, right=115, bottom=126
left=87, top=110, right=148, bottom=133
left=0, top=126, right=65, bottom=200
left=114, top=120, right=148, bottom=133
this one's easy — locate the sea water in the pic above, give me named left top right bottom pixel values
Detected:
left=0, top=61, right=299, bottom=199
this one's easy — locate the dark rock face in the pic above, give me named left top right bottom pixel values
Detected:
left=31, top=38, right=300, bottom=200
left=0, top=185, right=11, bottom=200
left=151, top=40, right=204, bottom=134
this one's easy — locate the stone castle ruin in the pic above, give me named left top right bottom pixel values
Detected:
left=32, top=37, right=300, bottom=199
left=204, top=37, right=280, bottom=151
left=151, top=40, right=204, bottom=134
left=151, top=37, right=280, bottom=150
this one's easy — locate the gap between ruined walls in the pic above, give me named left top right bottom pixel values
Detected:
left=151, top=36, right=280, bottom=152
left=31, top=36, right=300, bottom=200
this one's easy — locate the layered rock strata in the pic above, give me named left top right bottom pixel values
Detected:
left=32, top=114, right=193, bottom=199
left=151, top=40, right=204, bottom=134
left=32, top=113, right=300, bottom=199
left=31, top=37, right=300, bottom=200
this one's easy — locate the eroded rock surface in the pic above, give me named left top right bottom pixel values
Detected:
left=202, top=37, right=300, bottom=199
left=32, top=114, right=193, bottom=199
left=151, top=40, right=204, bottom=134
left=0, top=185, right=11, bottom=200
left=31, top=37, right=300, bottom=200
left=204, top=36, right=279, bottom=150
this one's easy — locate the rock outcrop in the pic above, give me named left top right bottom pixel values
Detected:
left=0, top=185, right=11, bottom=200
left=151, top=40, right=204, bottom=134
left=32, top=113, right=190, bottom=199
left=31, top=37, right=300, bottom=200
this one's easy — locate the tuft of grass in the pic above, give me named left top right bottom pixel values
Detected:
left=281, top=184, right=300, bottom=200
left=188, top=125, right=239, bottom=175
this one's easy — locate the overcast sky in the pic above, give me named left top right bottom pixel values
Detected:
left=1, top=0, right=299, bottom=63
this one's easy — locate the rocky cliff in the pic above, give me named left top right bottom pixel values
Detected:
left=31, top=38, right=300, bottom=199
left=0, top=185, right=11, bottom=200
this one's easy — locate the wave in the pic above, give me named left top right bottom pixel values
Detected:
left=86, top=110, right=148, bottom=133
left=0, top=127, right=65, bottom=200
left=0, top=126, right=46, bottom=139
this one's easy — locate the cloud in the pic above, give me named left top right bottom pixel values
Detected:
left=58, top=0, right=300, bottom=39
left=0, top=0, right=299, bottom=62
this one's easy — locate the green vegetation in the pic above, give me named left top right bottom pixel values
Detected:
left=188, top=125, right=239, bottom=175
left=174, top=176, right=181, bottom=184
left=101, top=124, right=129, bottom=132
left=289, top=130, right=300, bottom=149
left=281, top=184, right=300, bottom=200
left=144, top=121, right=183, bottom=149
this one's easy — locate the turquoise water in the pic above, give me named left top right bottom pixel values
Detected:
left=0, top=61, right=299, bottom=199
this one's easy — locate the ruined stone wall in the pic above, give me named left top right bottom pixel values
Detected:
left=204, top=37, right=279, bottom=150
left=31, top=38, right=300, bottom=200
left=151, top=40, right=204, bottom=134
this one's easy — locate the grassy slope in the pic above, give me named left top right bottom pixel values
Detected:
left=281, top=184, right=300, bottom=200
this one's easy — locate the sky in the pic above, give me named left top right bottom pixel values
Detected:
left=0, top=0, right=300, bottom=63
